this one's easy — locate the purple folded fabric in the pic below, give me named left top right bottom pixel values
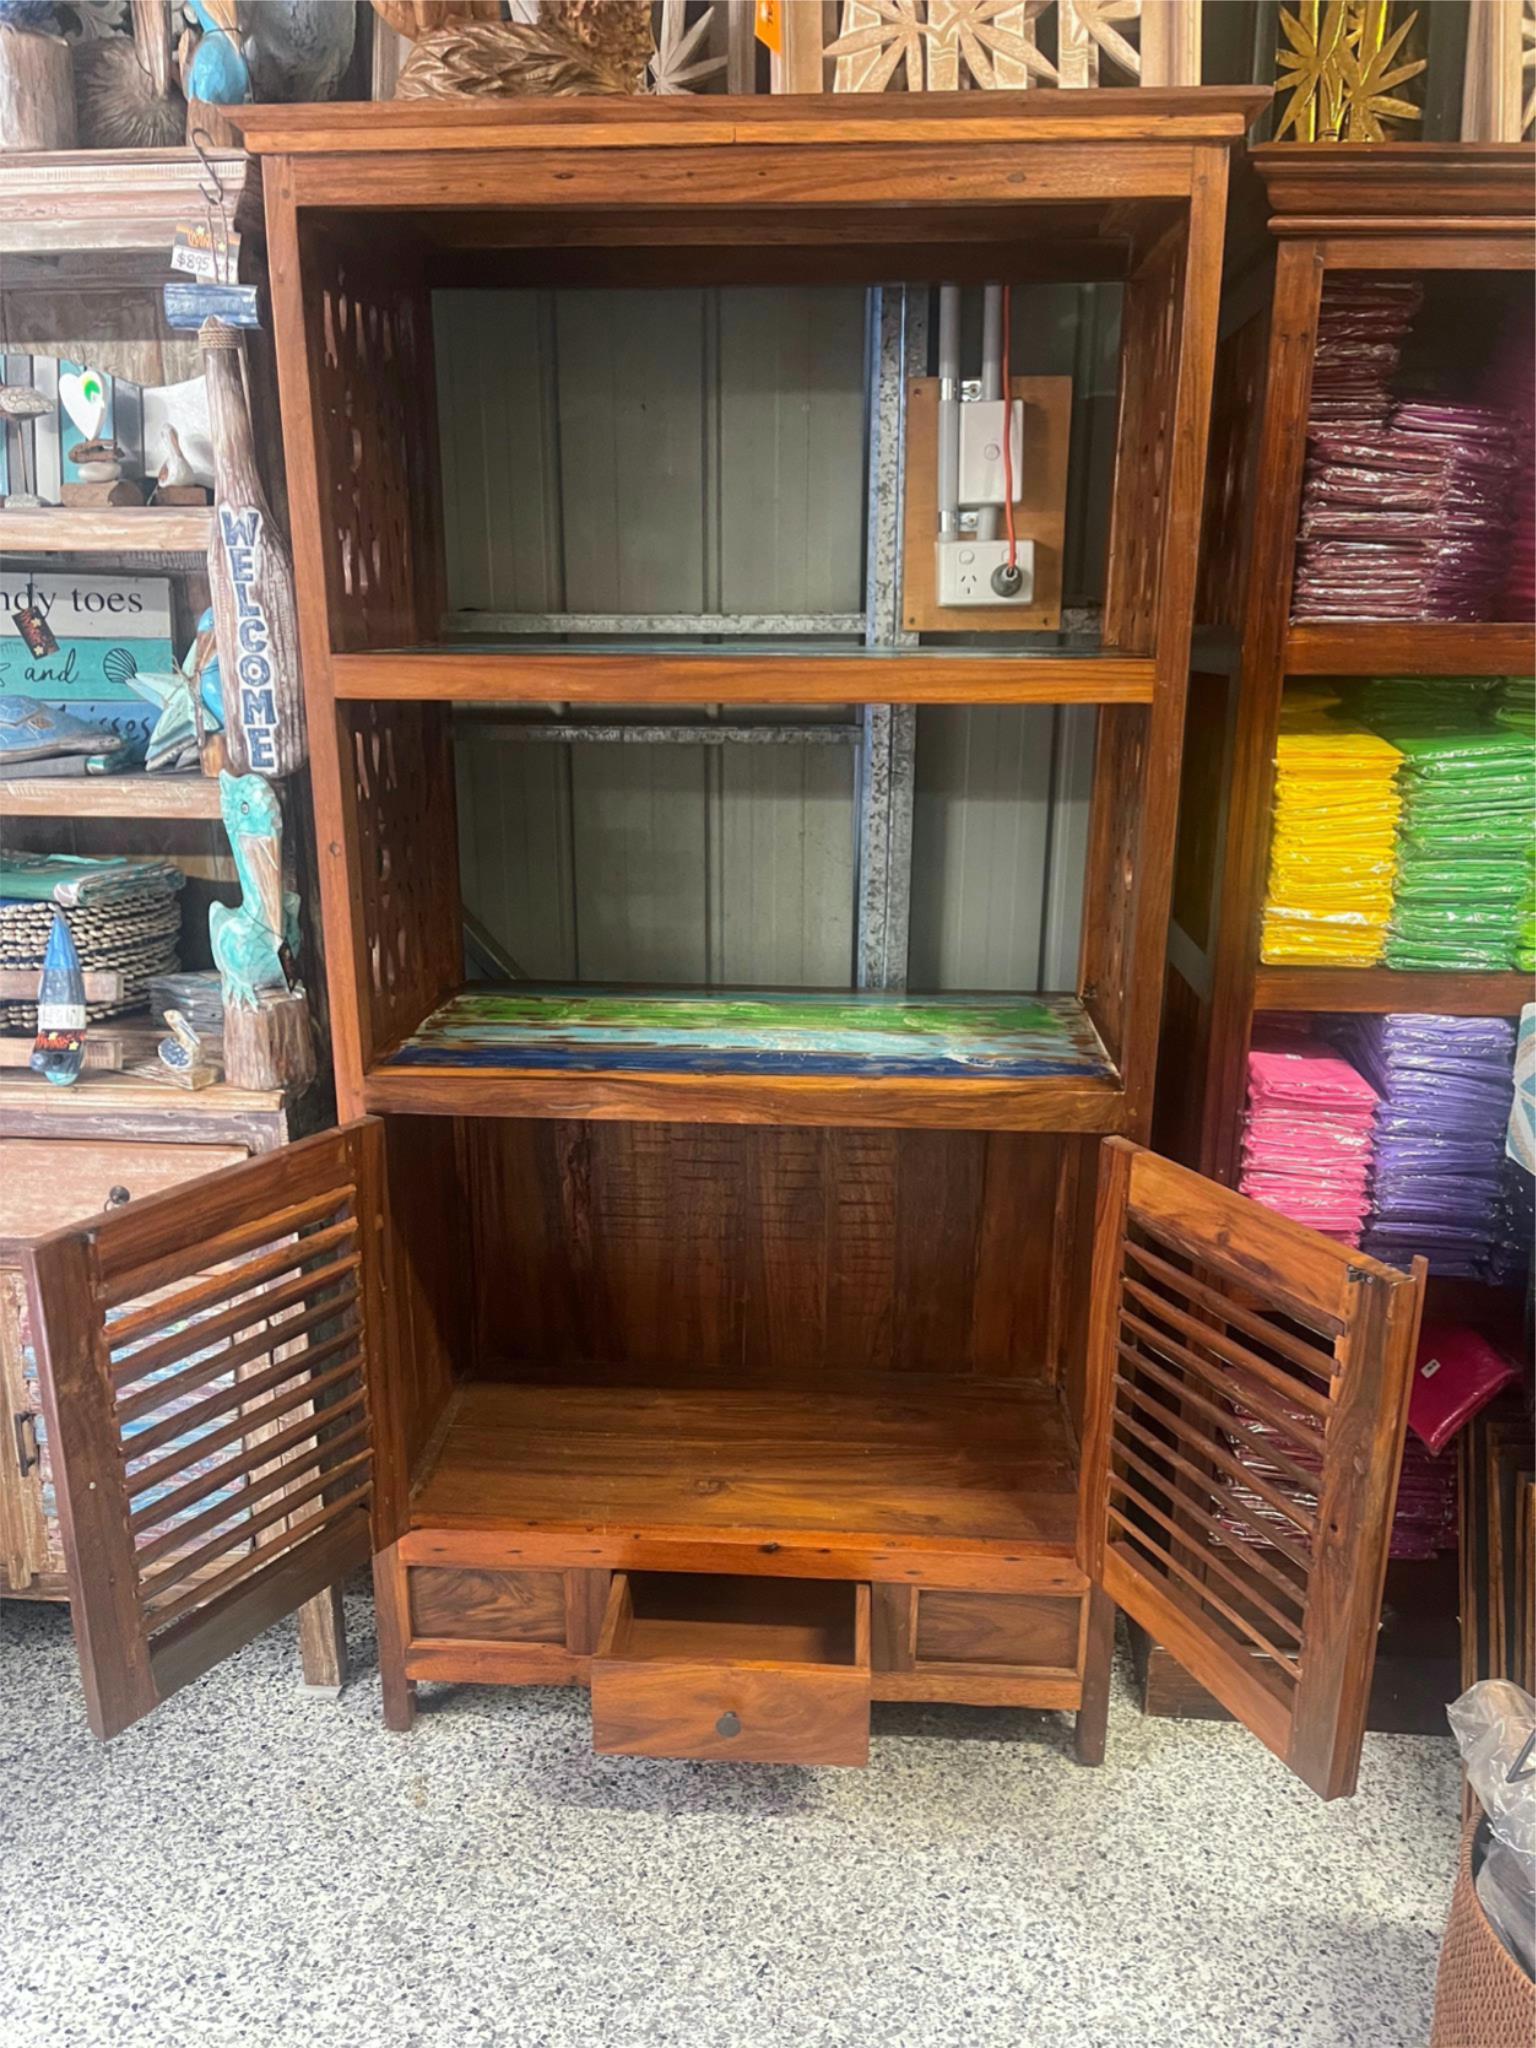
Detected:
left=1333, top=1014, right=1522, bottom=1280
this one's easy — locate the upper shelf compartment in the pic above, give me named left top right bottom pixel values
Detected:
left=243, top=93, right=1266, bottom=703
left=367, top=986, right=1123, bottom=1133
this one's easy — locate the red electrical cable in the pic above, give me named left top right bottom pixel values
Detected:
left=1001, top=284, right=1017, bottom=571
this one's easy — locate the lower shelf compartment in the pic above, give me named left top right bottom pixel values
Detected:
left=405, top=1375, right=1086, bottom=1592
left=367, top=986, right=1123, bottom=1132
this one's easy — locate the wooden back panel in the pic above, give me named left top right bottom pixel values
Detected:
left=1079, top=1139, right=1426, bottom=1801
left=24, top=1124, right=385, bottom=1740
left=468, top=1120, right=1067, bottom=1385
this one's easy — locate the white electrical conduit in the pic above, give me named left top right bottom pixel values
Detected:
left=937, top=283, right=961, bottom=539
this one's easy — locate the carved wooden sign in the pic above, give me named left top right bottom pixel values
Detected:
left=201, top=319, right=307, bottom=777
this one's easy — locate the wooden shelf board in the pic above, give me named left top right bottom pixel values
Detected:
left=0, top=145, right=251, bottom=256
left=1254, top=966, right=1531, bottom=1016
left=1284, top=622, right=1535, bottom=678
left=0, top=772, right=222, bottom=820
left=330, top=648, right=1157, bottom=707
left=0, top=506, right=212, bottom=555
left=366, top=985, right=1123, bottom=1133
left=405, top=1374, right=1084, bottom=1592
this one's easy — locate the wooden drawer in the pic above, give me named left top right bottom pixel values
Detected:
left=407, top=1565, right=567, bottom=1643
left=591, top=1572, right=871, bottom=1767
left=914, top=1590, right=1083, bottom=1673
left=0, top=1141, right=250, bottom=1241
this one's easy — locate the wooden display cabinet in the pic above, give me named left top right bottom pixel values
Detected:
left=1150, top=144, right=1535, bottom=1732
left=18, top=95, right=1434, bottom=1803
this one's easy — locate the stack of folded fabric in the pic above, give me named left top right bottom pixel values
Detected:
left=1260, top=699, right=1403, bottom=966
left=1305, top=276, right=1423, bottom=429
left=1338, top=1013, right=1519, bottom=1279
left=1293, top=401, right=1524, bottom=622
left=1240, top=1030, right=1381, bottom=1245
left=1494, top=680, right=1536, bottom=970
left=1359, top=686, right=1535, bottom=972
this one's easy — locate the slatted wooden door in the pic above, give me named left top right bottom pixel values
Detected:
left=24, top=1121, right=385, bottom=1740
left=1079, top=1139, right=1426, bottom=1801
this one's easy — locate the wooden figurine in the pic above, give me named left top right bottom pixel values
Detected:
left=29, top=909, right=86, bottom=1087
left=0, top=382, right=51, bottom=506
left=0, top=4, right=75, bottom=150
left=211, top=769, right=315, bottom=1092
left=152, top=425, right=211, bottom=505
left=178, top=0, right=251, bottom=105
left=202, top=318, right=307, bottom=777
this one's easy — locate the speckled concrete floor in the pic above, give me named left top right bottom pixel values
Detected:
left=3, top=1592, right=1458, bottom=2048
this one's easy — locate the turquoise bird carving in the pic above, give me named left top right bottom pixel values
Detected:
left=182, top=0, right=252, bottom=105
left=211, top=771, right=300, bottom=1009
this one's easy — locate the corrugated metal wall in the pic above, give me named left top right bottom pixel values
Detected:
left=438, top=285, right=1114, bottom=992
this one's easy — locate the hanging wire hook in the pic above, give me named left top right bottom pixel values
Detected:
left=189, top=127, right=227, bottom=211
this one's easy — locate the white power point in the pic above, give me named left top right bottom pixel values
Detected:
left=935, top=538, right=1036, bottom=608
left=958, top=398, right=1024, bottom=509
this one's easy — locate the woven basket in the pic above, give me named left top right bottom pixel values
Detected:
left=1429, top=1817, right=1536, bottom=2048
left=0, top=895, right=182, bottom=1029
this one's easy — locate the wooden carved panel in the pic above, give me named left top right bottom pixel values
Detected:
left=1104, top=226, right=1184, bottom=656
left=828, top=1, right=1201, bottom=92
left=304, top=233, right=441, bottom=654
left=347, top=700, right=461, bottom=1065
left=1194, top=307, right=1270, bottom=637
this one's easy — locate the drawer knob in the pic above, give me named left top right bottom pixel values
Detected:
left=105, top=1186, right=132, bottom=1209
left=715, top=1711, right=742, bottom=1739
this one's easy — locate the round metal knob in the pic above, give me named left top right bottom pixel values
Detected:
left=105, top=1186, right=132, bottom=1208
left=715, top=1711, right=742, bottom=1739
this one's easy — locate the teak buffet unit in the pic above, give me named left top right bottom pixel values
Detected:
left=22, top=96, right=1427, bottom=1802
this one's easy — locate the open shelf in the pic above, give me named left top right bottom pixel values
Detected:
left=407, top=1374, right=1083, bottom=1588
left=331, top=648, right=1157, bottom=706
left=1254, top=965, right=1531, bottom=1017
left=0, top=772, right=222, bottom=820
left=366, top=986, right=1123, bottom=1132
left=1284, top=622, right=1535, bottom=678
left=0, top=506, right=213, bottom=555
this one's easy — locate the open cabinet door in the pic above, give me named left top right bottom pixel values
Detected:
left=23, top=1120, right=384, bottom=1740
left=1078, top=1139, right=1426, bottom=1801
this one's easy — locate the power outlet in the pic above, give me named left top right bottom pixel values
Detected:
left=935, top=538, right=1036, bottom=608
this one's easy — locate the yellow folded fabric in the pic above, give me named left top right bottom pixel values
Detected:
left=1260, top=711, right=1403, bottom=966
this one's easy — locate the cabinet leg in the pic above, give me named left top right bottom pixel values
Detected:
left=373, top=1541, right=416, bottom=1732
left=1074, top=1587, right=1115, bottom=1766
left=297, top=1584, right=347, bottom=1693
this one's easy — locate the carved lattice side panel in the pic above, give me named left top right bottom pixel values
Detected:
left=1103, top=226, right=1184, bottom=657
left=1194, top=307, right=1271, bottom=637
left=305, top=235, right=441, bottom=655
left=828, top=0, right=1200, bottom=92
left=347, top=700, right=462, bottom=1065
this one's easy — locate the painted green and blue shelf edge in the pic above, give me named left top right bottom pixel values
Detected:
left=383, top=986, right=1115, bottom=1081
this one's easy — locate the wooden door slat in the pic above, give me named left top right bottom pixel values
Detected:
left=134, top=1422, right=373, bottom=1573
left=1106, top=1512, right=1303, bottom=1681
left=97, top=1184, right=357, bottom=1306
left=1123, top=1240, right=1338, bottom=1392
left=1120, top=1278, right=1332, bottom=1432
left=114, top=1290, right=360, bottom=1416
left=139, top=1454, right=373, bottom=1605
left=1106, top=1470, right=1305, bottom=1646
left=119, top=1320, right=362, bottom=1463
left=1113, top=1373, right=1319, bottom=1538
left=1108, top=1432, right=1309, bottom=1613
left=129, top=1379, right=369, bottom=1536
left=106, top=1220, right=358, bottom=1352
left=111, top=1252, right=362, bottom=1393
left=140, top=1479, right=374, bottom=1632
left=1116, top=1328, right=1324, bottom=1495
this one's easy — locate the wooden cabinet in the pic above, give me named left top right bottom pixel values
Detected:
left=1153, top=144, right=1535, bottom=1735
left=17, top=93, right=1438, bottom=1804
